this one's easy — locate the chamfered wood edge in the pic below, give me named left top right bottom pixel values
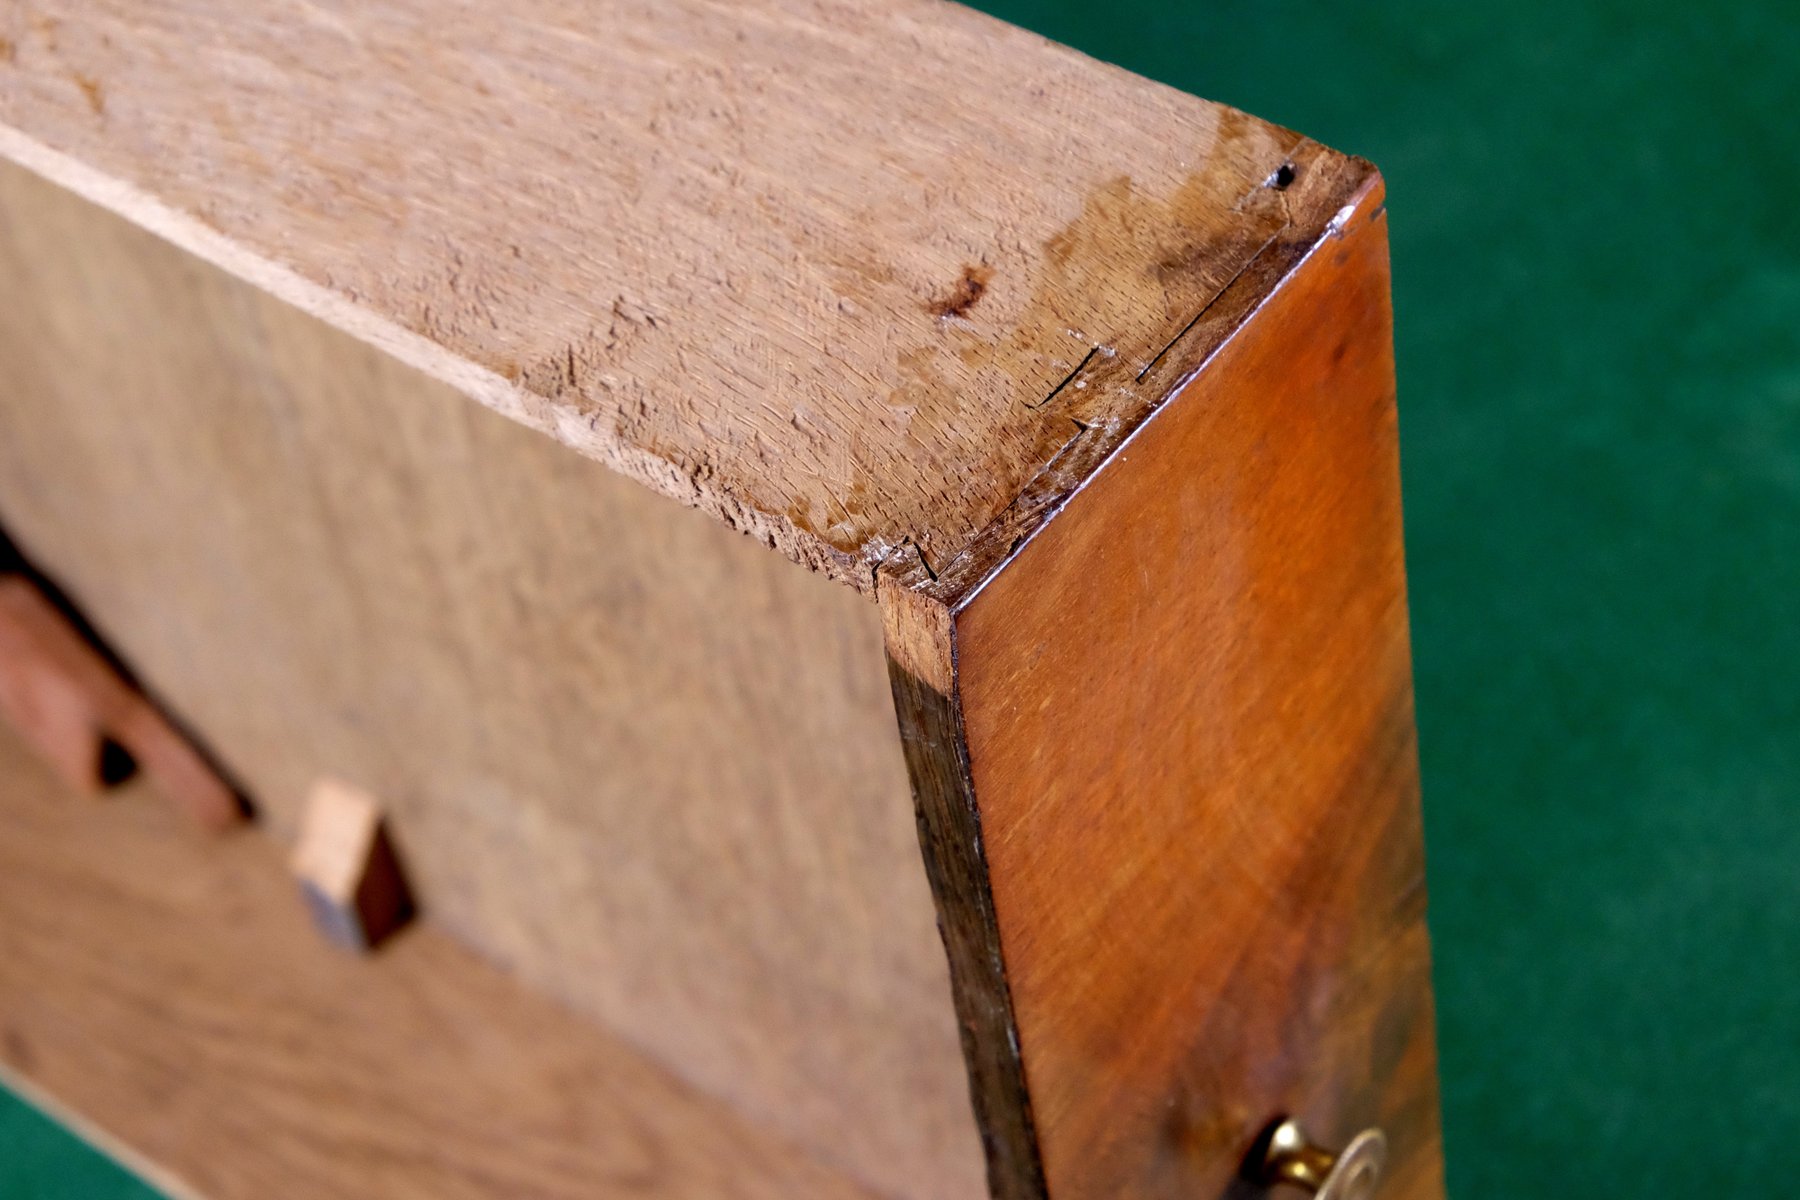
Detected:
left=878, top=570, right=1047, bottom=1200
left=876, top=164, right=1396, bottom=1198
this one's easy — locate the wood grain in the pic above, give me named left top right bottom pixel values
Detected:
left=0, top=160, right=984, bottom=1200
left=0, top=0, right=1335, bottom=590
left=885, top=179, right=1445, bottom=1199
left=0, top=724, right=886, bottom=1200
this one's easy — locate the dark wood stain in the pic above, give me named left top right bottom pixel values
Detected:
left=877, top=128, right=1313, bottom=571
left=929, top=265, right=992, bottom=319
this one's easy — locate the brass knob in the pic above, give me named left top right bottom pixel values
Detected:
left=1259, top=1118, right=1387, bottom=1200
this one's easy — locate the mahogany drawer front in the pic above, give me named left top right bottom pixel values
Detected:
left=964, top=196, right=1443, bottom=1200
left=0, top=2, right=1443, bottom=1197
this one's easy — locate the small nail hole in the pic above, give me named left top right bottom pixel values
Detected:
left=98, top=738, right=137, bottom=786
left=1269, top=162, right=1297, bottom=190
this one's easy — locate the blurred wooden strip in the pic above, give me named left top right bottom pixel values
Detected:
left=0, top=575, right=241, bottom=829
left=0, top=0, right=1330, bottom=589
left=0, top=725, right=882, bottom=1200
left=0, top=576, right=115, bottom=792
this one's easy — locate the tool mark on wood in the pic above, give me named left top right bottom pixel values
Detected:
left=1136, top=230, right=1283, bottom=384
left=1026, top=345, right=1103, bottom=410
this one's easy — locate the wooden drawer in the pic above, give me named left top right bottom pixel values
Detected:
left=0, top=3, right=1443, bottom=1198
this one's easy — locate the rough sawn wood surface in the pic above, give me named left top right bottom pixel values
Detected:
left=0, top=0, right=1348, bottom=593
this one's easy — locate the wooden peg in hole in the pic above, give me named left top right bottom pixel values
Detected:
left=292, top=778, right=415, bottom=952
left=0, top=575, right=243, bottom=830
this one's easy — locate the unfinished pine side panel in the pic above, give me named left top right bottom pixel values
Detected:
left=0, top=726, right=885, bottom=1200
left=0, top=0, right=1328, bottom=590
left=0, top=160, right=984, bottom=1200
left=885, top=182, right=1444, bottom=1200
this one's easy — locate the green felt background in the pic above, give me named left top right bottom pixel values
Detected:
left=0, top=1089, right=157, bottom=1200
left=3, top=1, right=1794, bottom=1196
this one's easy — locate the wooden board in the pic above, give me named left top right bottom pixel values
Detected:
left=0, top=0, right=1339, bottom=591
left=0, top=160, right=985, bottom=1200
left=0, top=724, right=886, bottom=1200
left=0, top=5, right=1442, bottom=1194
left=0, top=575, right=243, bottom=829
left=0, top=576, right=123, bottom=792
left=884, top=180, right=1445, bottom=1199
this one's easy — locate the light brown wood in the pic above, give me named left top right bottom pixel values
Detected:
left=0, top=574, right=242, bottom=829
left=0, top=160, right=984, bottom=1200
left=0, top=0, right=1334, bottom=591
left=0, top=724, right=885, bottom=1200
left=882, top=178, right=1444, bottom=1199
left=292, top=778, right=416, bottom=951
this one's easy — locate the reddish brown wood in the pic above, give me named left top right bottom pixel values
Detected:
left=0, top=575, right=242, bottom=830
left=0, top=577, right=117, bottom=792
left=883, top=175, right=1444, bottom=1199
